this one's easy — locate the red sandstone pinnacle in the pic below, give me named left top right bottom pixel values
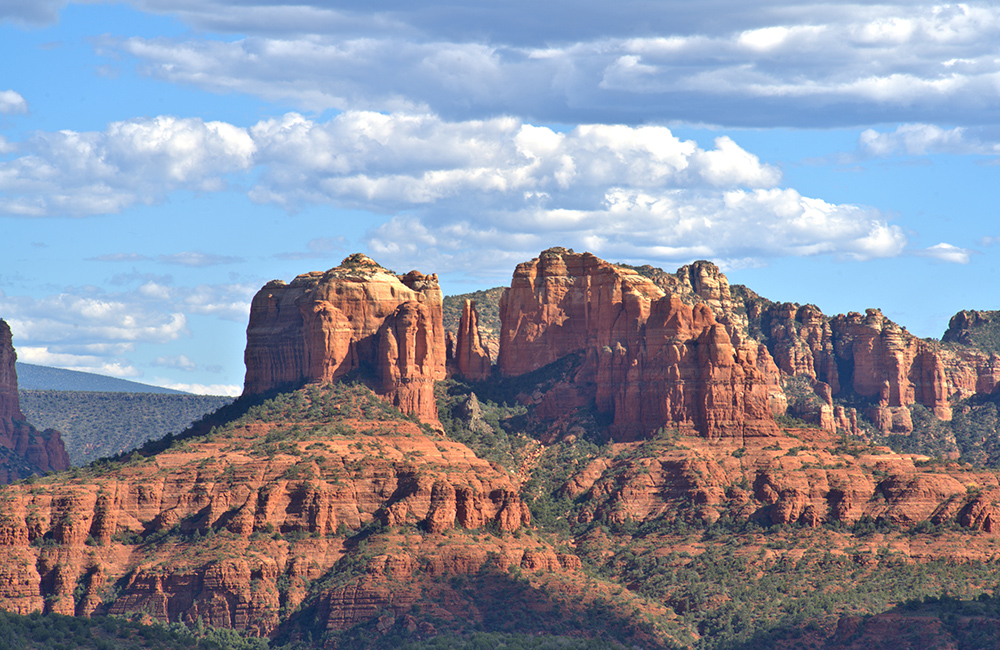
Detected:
left=242, top=255, right=446, bottom=425
left=453, top=300, right=491, bottom=381
left=831, top=309, right=959, bottom=429
left=498, top=248, right=782, bottom=441
left=376, top=301, right=442, bottom=423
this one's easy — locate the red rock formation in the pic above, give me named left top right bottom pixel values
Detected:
left=498, top=249, right=783, bottom=441
left=570, top=427, right=1000, bottom=534
left=0, top=321, right=19, bottom=422
left=0, top=320, right=70, bottom=483
left=753, top=300, right=1000, bottom=434
left=942, top=309, right=1000, bottom=346
left=377, top=301, right=442, bottom=420
left=242, top=255, right=446, bottom=424
left=831, top=309, right=954, bottom=428
left=451, top=300, right=491, bottom=381
left=0, top=395, right=532, bottom=624
left=762, top=303, right=840, bottom=394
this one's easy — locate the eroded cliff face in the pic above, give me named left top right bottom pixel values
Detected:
left=242, top=255, right=446, bottom=424
left=497, top=249, right=782, bottom=442
left=565, top=427, right=1000, bottom=530
left=751, top=301, right=1000, bottom=435
left=0, top=383, right=532, bottom=629
left=0, top=319, right=70, bottom=483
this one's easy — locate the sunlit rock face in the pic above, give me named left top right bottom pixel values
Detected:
left=242, top=255, right=446, bottom=425
left=497, top=248, right=783, bottom=442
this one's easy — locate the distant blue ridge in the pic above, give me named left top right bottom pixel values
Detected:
left=15, top=363, right=189, bottom=394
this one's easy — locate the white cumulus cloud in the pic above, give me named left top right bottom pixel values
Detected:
left=859, top=124, right=1000, bottom=157
left=16, top=347, right=142, bottom=378
left=0, top=115, right=254, bottom=216
left=0, top=109, right=908, bottom=269
left=0, top=90, right=27, bottom=114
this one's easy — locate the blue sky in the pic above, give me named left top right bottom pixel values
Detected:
left=1, top=1, right=999, bottom=396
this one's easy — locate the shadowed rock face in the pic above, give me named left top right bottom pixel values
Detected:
left=0, top=319, right=70, bottom=483
left=497, top=248, right=783, bottom=442
left=242, top=255, right=446, bottom=424
left=0, top=320, right=21, bottom=423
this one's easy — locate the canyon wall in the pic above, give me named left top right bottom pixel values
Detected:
left=0, top=406, right=531, bottom=627
left=244, top=249, right=1000, bottom=440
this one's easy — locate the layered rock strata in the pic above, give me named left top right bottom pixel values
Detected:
left=565, top=428, right=1000, bottom=531
left=0, top=404, right=531, bottom=624
left=242, top=255, right=446, bottom=424
left=0, top=320, right=70, bottom=483
left=498, top=248, right=783, bottom=441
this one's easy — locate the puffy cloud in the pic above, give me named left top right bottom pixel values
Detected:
left=0, top=276, right=254, bottom=384
left=0, top=90, right=27, bottom=114
left=916, top=242, right=974, bottom=264
left=366, top=186, right=906, bottom=277
left=0, top=115, right=254, bottom=216
left=0, top=111, right=779, bottom=216
left=179, top=283, right=256, bottom=321
left=16, top=347, right=143, bottom=378
left=106, top=3, right=1000, bottom=127
left=247, top=112, right=781, bottom=212
left=0, top=109, right=907, bottom=268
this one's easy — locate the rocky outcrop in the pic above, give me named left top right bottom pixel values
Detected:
left=569, top=428, right=1000, bottom=533
left=242, top=255, right=446, bottom=424
left=942, top=309, right=1000, bottom=348
left=0, top=395, right=531, bottom=623
left=450, top=300, right=491, bottom=381
left=749, top=299, right=1000, bottom=434
left=0, top=320, right=70, bottom=483
left=498, top=248, right=783, bottom=441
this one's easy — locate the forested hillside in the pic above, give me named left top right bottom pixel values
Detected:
left=18, top=390, right=233, bottom=465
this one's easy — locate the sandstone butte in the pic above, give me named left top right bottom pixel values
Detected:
left=7, top=250, right=1000, bottom=647
left=497, top=248, right=784, bottom=442
left=0, top=319, right=70, bottom=483
left=242, top=254, right=447, bottom=426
